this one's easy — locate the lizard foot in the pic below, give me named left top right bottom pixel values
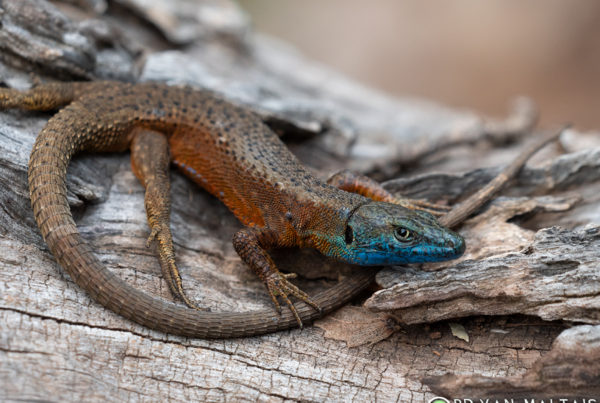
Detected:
left=264, top=271, right=322, bottom=328
left=147, top=222, right=209, bottom=312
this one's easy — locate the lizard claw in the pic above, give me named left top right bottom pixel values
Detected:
left=264, top=271, right=322, bottom=327
left=146, top=226, right=160, bottom=248
left=146, top=222, right=174, bottom=248
left=145, top=222, right=208, bottom=312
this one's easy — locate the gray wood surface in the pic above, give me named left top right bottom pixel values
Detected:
left=1, top=0, right=599, bottom=401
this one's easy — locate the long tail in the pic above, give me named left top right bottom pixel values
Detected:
left=26, top=89, right=374, bottom=338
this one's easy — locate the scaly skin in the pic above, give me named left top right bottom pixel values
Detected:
left=1, top=81, right=465, bottom=338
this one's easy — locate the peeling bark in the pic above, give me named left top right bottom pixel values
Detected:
left=425, top=325, right=600, bottom=399
left=1, top=0, right=599, bottom=401
left=0, top=0, right=137, bottom=80
left=367, top=223, right=600, bottom=324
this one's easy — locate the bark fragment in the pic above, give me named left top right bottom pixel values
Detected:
left=1, top=0, right=599, bottom=401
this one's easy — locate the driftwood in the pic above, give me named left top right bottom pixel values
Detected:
left=1, top=0, right=599, bottom=401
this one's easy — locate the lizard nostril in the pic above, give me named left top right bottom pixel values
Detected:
left=447, top=240, right=455, bottom=249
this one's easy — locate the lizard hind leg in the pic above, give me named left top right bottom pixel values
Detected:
left=130, top=127, right=205, bottom=311
left=327, top=169, right=450, bottom=216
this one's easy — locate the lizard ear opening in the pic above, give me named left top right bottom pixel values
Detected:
left=345, top=225, right=354, bottom=244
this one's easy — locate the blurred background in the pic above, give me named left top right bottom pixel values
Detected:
left=238, top=0, right=600, bottom=129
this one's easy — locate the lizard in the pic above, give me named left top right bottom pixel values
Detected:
left=0, top=81, right=465, bottom=338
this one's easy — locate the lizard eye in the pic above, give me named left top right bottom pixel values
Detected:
left=345, top=225, right=354, bottom=244
left=394, top=227, right=412, bottom=242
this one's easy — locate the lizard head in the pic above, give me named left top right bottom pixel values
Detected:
left=331, top=201, right=465, bottom=265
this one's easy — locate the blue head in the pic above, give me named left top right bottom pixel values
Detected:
left=325, top=201, right=465, bottom=265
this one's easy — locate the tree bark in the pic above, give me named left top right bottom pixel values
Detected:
left=1, top=0, right=599, bottom=401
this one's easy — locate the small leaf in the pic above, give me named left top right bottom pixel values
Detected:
left=449, top=323, right=469, bottom=342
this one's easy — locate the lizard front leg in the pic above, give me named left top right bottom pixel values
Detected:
left=232, top=228, right=322, bottom=326
left=327, top=169, right=450, bottom=215
left=130, top=128, right=204, bottom=310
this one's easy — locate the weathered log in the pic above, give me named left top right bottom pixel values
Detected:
left=1, top=0, right=599, bottom=401
left=425, top=324, right=600, bottom=399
